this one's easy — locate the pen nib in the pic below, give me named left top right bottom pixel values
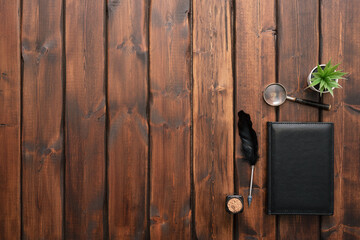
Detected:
left=247, top=195, right=252, bottom=207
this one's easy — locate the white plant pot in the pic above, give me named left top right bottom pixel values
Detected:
left=307, top=64, right=338, bottom=94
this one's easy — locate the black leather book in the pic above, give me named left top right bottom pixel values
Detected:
left=267, top=122, right=334, bottom=215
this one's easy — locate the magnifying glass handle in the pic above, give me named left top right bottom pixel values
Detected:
left=286, top=96, right=331, bottom=110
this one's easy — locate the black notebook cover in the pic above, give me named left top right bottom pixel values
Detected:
left=267, top=122, right=334, bottom=215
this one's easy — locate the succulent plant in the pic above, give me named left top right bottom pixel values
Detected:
left=308, top=60, right=347, bottom=96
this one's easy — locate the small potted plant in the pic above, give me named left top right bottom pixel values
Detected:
left=307, top=60, right=347, bottom=96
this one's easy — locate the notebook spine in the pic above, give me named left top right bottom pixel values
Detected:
left=267, top=122, right=272, bottom=214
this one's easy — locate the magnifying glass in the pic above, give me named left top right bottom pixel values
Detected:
left=263, top=83, right=331, bottom=110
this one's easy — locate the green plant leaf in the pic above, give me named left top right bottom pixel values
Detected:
left=328, top=81, right=339, bottom=86
left=328, top=63, right=340, bottom=73
left=319, top=84, right=325, bottom=95
left=320, top=80, right=325, bottom=90
left=324, top=82, right=330, bottom=90
left=329, top=71, right=347, bottom=78
left=323, top=61, right=332, bottom=75
left=326, top=59, right=331, bottom=68
left=329, top=82, right=342, bottom=88
left=317, top=64, right=324, bottom=75
left=308, top=79, right=321, bottom=88
left=312, top=72, right=322, bottom=78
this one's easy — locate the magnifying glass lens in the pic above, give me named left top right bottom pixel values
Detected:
left=264, top=84, right=287, bottom=106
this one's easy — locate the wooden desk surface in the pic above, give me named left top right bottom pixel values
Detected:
left=0, top=0, right=359, bottom=239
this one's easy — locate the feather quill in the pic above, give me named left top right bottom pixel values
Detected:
left=238, top=110, right=259, bottom=165
left=238, top=110, right=259, bottom=206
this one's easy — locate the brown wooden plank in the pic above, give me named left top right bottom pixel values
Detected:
left=65, top=0, right=106, bottom=238
left=321, top=0, right=360, bottom=239
left=234, top=0, right=276, bottom=239
left=192, top=0, right=233, bottom=239
left=149, top=0, right=191, bottom=239
left=277, top=0, right=320, bottom=239
left=0, top=1, right=21, bottom=239
left=319, top=1, right=343, bottom=239
left=21, top=0, right=63, bottom=239
left=107, top=0, right=149, bottom=239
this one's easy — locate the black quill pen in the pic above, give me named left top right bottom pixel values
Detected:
left=238, top=110, right=259, bottom=206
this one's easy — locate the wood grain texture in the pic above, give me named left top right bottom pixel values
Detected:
left=107, top=0, right=149, bottom=239
left=65, top=0, right=106, bottom=238
left=0, top=1, right=21, bottom=239
left=2, top=0, right=360, bottom=238
left=149, top=0, right=191, bottom=239
left=193, top=0, right=234, bottom=239
left=234, top=0, right=276, bottom=239
left=319, top=1, right=343, bottom=239
left=277, top=0, right=320, bottom=239
left=21, top=0, right=64, bottom=239
left=321, top=0, right=360, bottom=239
